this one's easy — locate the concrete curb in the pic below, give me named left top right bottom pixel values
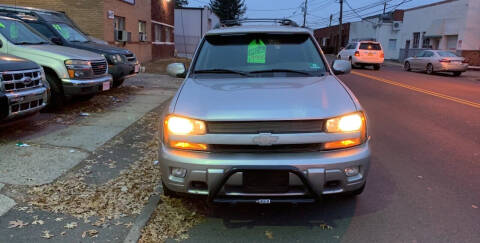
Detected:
left=123, top=185, right=162, bottom=243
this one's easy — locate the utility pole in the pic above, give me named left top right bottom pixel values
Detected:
left=383, top=1, right=387, bottom=14
left=329, top=14, right=333, bottom=27
left=338, top=0, right=343, bottom=52
left=303, top=0, right=308, bottom=27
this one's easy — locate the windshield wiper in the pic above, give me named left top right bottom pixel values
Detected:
left=16, top=41, right=48, bottom=45
left=194, top=69, right=251, bottom=77
left=249, top=69, right=313, bottom=76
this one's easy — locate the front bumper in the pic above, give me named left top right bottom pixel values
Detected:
left=62, top=75, right=113, bottom=97
left=0, top=87, right=47, bottom=121
left=109, top=62, right=139, bottom=81
left=159, top=142, right=371, bottom=203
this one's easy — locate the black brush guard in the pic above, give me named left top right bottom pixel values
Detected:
left=208, top=166, right=321, bottom=204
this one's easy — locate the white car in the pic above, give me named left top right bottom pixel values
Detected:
left=337, top=41, right=384, bottom=70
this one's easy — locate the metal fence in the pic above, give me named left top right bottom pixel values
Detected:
left=175, top=34, right=202, bottom=58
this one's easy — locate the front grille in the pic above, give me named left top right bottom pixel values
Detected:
left=91, top=60, right=108, bottom=76
left=207, top=120, right=324, bottom=134
left=10, top=98, right=43, bottom=114
left=1, top=69, right=42, bottom=92
left=209, top=143, right=324, bottom=153
left=125, top=53, right=136, bottom=63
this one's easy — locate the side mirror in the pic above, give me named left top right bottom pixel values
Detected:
left=51, top=37, right=63, bottom=45
left=331, top=60, right=351, bottom=75
left=166, top=63, right=186, bottom=78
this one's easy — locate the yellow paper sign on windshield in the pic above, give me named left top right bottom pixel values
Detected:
left=247, top=39, right=266, bottom=64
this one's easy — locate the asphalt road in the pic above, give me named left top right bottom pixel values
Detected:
left=178, top=65, right=480, bottom=243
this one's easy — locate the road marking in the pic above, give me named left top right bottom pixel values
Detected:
left=352, top=71, right=480, bottom=109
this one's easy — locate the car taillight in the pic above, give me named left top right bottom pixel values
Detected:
left=354, top=51, right=360, bottom=57
left=462, top=60, right=469, bottom=64
left=439, top=59, right=451, bottom=63
left=380, top=52, right=384, bottom=58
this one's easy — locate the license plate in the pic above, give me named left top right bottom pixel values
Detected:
left=102, top=81, right=110, bottom=91
left=134, top=64, right=140, bottom=73
left=368, top=53, right=374, bottom=56
left=244, top=170, right=289, bottom=193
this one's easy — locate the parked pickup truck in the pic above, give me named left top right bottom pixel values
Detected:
left=0, top=4, right=140, bottom=87
left=0, top=54, right=47, bottom=121
left=0, top=16, right=112, bottom=108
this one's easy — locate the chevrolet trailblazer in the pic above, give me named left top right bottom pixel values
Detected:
left=160, top=19, right=371, bottom=204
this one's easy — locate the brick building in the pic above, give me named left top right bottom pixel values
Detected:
left=0, top=0, right=175, bottom=63
left=314, top=23, right=350, bottom=54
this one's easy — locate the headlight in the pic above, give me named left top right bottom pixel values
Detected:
left=325, top=112, right=364, bottom=133
left=164, top=115, right=207, bottom=151
left=106, top=54, right=124, bottom=64
left=65, top=59, right=93, bottom=79
left=165, top=115, right=206, bottom=135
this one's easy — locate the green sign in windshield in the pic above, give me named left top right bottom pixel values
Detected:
left=52, top=24, right=70, bottom=39
left=247, top=39, right=266, bottom=64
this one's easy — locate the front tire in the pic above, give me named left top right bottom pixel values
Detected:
left=426, top=63, right=434, bottom=75
left=44, top=72, right=65, bottom=110
left=112, top=78, right=125, bottom=88
left=404, top=62, right=411, bottom=71
left=452, top=71, right=462, bottom=77
left=162, top=180, right=178, bottom=198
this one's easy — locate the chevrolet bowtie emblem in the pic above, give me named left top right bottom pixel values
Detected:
left=253, top=133, right=279, bottom=146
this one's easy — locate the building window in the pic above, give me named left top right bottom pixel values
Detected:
left=422, top=32, right=430, bottom=48
left=154, top=24, right=162, bottom=42
left=114, top=16, right=125, bottom=31
left=165, top=27, right=170, bottom=42
left=138, top=21, right=147, bottom=42
left=388, top=39, right=397, bottom=50
left=412, top=32, right=420, bottom=48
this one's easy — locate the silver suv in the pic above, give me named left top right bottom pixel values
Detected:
left=161, top=19, right=370, bottom=204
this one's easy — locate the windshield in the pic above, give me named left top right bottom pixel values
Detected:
left=0, top=19, right=49, bottom=45
left=437, top=51, right=459, bottom=57
left=192, top=33, right=327, bottom=77
left=51, top=23, right=89, bottom=42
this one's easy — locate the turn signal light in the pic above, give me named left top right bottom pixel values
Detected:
left=323, top=138, right=361, bottom=150
left=170, top=141, right=208, bottom=151
left=380, top=52, right=384, bottom=58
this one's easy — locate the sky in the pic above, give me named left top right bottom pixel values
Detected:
left=187, top=0, right=443, bottom=28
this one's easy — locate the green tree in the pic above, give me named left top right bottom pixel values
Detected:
left=209, top=0, right=247, bottom=21
left=175, top=0, right=189, bottom=8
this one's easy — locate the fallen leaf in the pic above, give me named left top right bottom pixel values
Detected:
left=8, top=220, right=29, bottom=228
left=64, top=222, right=78, bottom=229
left=83, top=229, right=98, bottom=238
left=265, top=230, right=274, bottom=239
left=320, top=223, right=333, bottom=230
left=32, top=219, right=45, bottom=225
left=473, top=205, right=478, bottom=209
left=41, top=230, right=54, bottom=239
left=124, top=222, right=133, bottom=228
left=61, top=231, right=66, bottom=236
left=55, top=218, right=64, bottom=222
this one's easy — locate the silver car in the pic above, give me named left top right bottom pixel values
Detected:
left=404, top=50, right=468, bottom=76
left=160, top=20, right=370, bottom=204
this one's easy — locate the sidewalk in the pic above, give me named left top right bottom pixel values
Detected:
left=0, top=74, right=182, bottom=242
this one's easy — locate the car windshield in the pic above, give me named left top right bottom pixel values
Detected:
left=0, top=18, right=49, bottom=45
left=51, top=23, right=89, bottom=42
left=359, top=43, right=381, bottom=50
left=437, top=51, right=459, bottom=57
left=192, top=33, right=327, bottom=77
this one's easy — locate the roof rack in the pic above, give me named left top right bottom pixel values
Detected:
left=214, top=18, right=299, bottom=29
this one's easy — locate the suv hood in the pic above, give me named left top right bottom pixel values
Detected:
left=0, top=54, right=39, bottom=71
left=69, top=41, right=132, bottom=55
left=25, top=44, right=104, bottom=60
left=174, top=76, right=357, bottom=121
